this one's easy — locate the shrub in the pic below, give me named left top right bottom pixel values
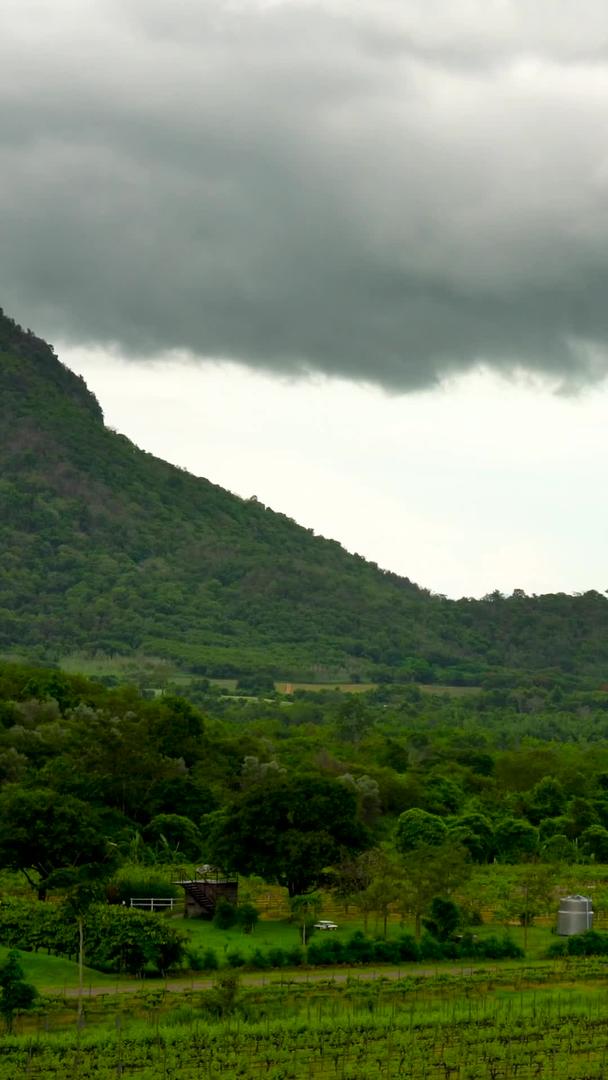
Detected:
left=250, top=948, right=271, bottom=969
left=371, top=939, right=401, bottom=963
left=267, top=947, right=287, bottom=968
left=185, top=947, right=204, bottom=971
left=201, top=948, right=219, bottom=971
left=307, top=938, right=345, bottom=965
left=396, top=934, right=420, bottom=962
left=226, top=949, right=246, bottom=968
left=285, top=946, right=304, bottom=966
left=213, top=898, right=238, bottom=930
left=550, top=930, right=608, bottom=958
left=343, top=931, right=374, bottom=965
left=419, top=933, right=443, bottom=961
left=422, top=898, right=461, bottom=942
left=203, top=970, right=241, bottom=1017
left=457, top=932, right=523, bottom=960
left=236, top=903, right=260, bottom=934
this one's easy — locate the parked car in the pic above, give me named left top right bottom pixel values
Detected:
left=313, top=920, right=338, bottom=931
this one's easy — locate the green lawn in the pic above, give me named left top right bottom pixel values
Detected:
left=0, top=946, right=127, bottom=992
left=175, top=913, right=415, bottom=958
left=177, top=916, right=307, bottom=957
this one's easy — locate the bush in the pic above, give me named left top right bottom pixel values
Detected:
left=267, top=947, right=287, bottom=968
left=549, top=930, right=608, bottom=958
left=422, top=898, right=461, bottom=942
left=203, top=970, right=241, bottom=1017
left=343, top=931, right=374, bottom=965
left=226, top=949, right=246, bottom=968
left=0, top=898, right=186, bottom=976
left=213, top=898, right=238, bottom=930
left=285, top=946, right=304, bottom=967
left=371, top=939, right=401, bottom=963
left=201, top=948, right=219, bottom=971
left=236, top=903, right=260, bottom=934
left=185, top=947, right=204, bottom=971
left=250, top=948, right=271, bottom=969
left=396, top=934, right=420, bottom=962
left=419, top=933, right=443, bottom=961
left=307, top=937, right=345, bottom=965
left=457, top=932, right=523, bottom=960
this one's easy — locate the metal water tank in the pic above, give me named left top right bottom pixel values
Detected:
left=557, top=894, right=593, bottom=935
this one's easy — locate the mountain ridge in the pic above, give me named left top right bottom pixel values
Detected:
left=1, top=306, right=607, bottom=683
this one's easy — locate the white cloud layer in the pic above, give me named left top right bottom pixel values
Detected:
left=4, top=1, right=608, bottom=388
left=64, top=343, right=608, bottom=598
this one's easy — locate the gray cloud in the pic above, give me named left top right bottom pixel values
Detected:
left=3, top=0, right=608, bottom=389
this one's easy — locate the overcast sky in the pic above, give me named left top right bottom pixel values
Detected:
left=3, top=1, right=608, bottom=597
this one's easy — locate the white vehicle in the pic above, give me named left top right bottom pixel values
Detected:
left=313, top=920, right=338, bottom=930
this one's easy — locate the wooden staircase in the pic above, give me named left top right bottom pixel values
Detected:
left=180, top=880, right=216, bottom=917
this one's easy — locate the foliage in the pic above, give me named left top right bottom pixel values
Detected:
left=421, top=897, right=462, bottom=941
left=395, top=809, right=447, bottom=853
left=236, top=903, right=260, bottom=933
left=203, top=970, right=241, bottom=1016
left=0, top=950, right=37, bottom=1032
left=212, top=899, right=238, bottom=930
left=0, top=899, right=186, bottom=976
left=206, top=775, right=368, bottom=895
left=547, top=930, right=608, bottom=957
left=0, top=786, right=113, bottom=899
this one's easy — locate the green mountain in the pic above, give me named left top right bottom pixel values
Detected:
left=1, top=307, right=607, bottom=683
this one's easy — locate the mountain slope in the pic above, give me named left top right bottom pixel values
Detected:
left=1, top=307, right=607, bottom=682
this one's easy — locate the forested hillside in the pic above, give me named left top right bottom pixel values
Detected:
left=1, top=306, right=608, bottom=683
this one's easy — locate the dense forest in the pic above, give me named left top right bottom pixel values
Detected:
left=2, top=659, right=608, bottom=907
left=2, top=307, right=608, bottom=685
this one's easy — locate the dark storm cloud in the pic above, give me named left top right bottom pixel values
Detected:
left=3, top=0, right=608, bottom=389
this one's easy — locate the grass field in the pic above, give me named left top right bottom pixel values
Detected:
left=0, top=946, right=126, bottom=993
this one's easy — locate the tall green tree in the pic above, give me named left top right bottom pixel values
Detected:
left=0, top=950, right=37, bottom=1033
left=399, top=843, right=470, bottom=938
left=0, top=787, right=111, bottom=900
left=206, top=775, right=368, bottom=896
left=395, top=809, right=447, bottom=854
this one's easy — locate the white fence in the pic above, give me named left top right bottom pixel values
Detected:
left=129, top=897, right=178, bottom=912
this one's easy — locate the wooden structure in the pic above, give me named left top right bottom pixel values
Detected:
left=176, top=864, right=238, bottom=918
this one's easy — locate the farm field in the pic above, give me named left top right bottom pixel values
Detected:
left=5, top=962, right=608, bottom=1078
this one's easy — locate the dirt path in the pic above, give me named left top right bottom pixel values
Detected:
left=51, top=964, right=486, bottom=998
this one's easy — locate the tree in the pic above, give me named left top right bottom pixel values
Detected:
left=579, top=825, right=608, bottom=862
left=141, top=814, right=202, bottom=861
left=337, top=773, right=381, bottom=826
left=54, top=866, right=110, bottom=1021
left=448, top=813, right=494, bottom=863
left=357, top=849, right=402, bottom=937
left=206, top=775, right=368, bottom=896
left=395, top=809, right=447, bottom=855
left=0, top=950, right=37, bottom=1032
left=422, top=897, right=461, bottom=942
left=289, top=892, right=322, bottom=945
left=335, top=697, right=372, bottom=743
left=494, top=817, right=539, bottom=863
left=497, top=862, right=557, bottom=950
left=0, top=787, right=111, bottom=900
left=524, top=777, right=566, bottom=825
left=399, top=843, right=470, bottom=938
